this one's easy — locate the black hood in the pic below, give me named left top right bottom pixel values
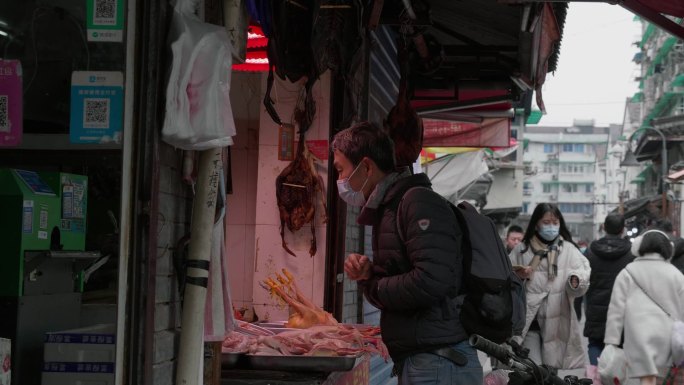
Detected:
left=589, top=235, right=631, bottom=260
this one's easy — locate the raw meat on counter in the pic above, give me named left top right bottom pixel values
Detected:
left=261, top=269, right=337, bottom=329
left=223, top=324, right=388, bottom=360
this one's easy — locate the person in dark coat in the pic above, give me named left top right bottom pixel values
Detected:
left=335, top=122, right=482, bottom=385
left=671, top=238, right=684, bottom=274
left=583, top=213, right=634, bottom=382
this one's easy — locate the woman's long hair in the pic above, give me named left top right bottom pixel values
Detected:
left=522, top=203, right=577, bottom=248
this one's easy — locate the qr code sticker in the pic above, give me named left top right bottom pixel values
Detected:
left=83, top=98, right=110, bottom=129
left=94, top=0, right=117, bottom=25
left=0, top=95, right=8, bottom=133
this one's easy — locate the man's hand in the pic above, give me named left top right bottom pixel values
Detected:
left=344, top=253, right=372, bottom=281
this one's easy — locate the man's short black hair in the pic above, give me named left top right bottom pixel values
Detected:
left=604, top=213, right=624, bottom=235
left=507, top=225, right=523, bottom=237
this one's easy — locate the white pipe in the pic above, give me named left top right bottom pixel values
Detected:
left=176, top=148, right=223, bottom=385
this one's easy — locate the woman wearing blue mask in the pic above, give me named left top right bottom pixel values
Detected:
left=509, top=203, right=591, bottom=376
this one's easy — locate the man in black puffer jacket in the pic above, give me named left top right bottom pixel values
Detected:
left=583, top=213, right=634, bottom=380
left=334, top=122, right=482, bottom=385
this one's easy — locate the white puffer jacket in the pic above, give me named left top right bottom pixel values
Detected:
left=510, top=239, right=591, bottom=369
left=605, top=254, right=684, bottom=378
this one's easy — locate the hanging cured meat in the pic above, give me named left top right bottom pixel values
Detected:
left=275, top=81, right=326, bottom=257
left=275, top=139, right=326, bottom=257
left=261, top=269, right=337, bottom=328
left=384, top=41, right=424, bottom=168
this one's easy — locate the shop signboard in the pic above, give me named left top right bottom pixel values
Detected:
left=0, top=59, right=22, bottom=147
left=86, top=0, right=125, bottom=42
left=70, top=71, right=124, bottom=144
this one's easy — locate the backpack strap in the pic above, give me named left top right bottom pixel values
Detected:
left=392, top=186, right=431, bottom=243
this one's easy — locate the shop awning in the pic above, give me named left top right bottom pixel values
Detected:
left=421, top=117, right=511, bottom=148
left=611, top=194, right=664, bottom=220
left=668, top=168, right=684, bottom=182
left=631, top=166, right=651, bottom=184
left=620, top=0, right=684, bottom=40
left=423, top=150, right=490, bottom=204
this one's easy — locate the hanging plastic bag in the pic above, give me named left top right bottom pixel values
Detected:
left=673, top=320, right=684, bottom=367
left=162, top=0, right=236, bottom=150
left=598, top=344, right=628, bottom=385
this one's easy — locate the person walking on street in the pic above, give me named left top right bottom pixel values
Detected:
left=509, top=203, right=591, bottom=373
left=336, top=122, right=482, bottom=385
left=583, top=213, right=634, bottom=384
left=505, top=225, right=524, bottom=255
left=605, top=230, right=684, bottom=385
left=671, top=238, right=684, bottom=274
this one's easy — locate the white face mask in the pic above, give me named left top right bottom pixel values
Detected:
left=336, top=162, right=368, bottom=207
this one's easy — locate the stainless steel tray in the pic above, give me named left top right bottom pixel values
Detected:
left=222, top=353, right=357, bottom=372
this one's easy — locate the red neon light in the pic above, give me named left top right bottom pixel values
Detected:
left=233, top=24, right=269, bottom=72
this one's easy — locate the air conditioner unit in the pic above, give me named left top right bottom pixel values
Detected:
left=549, top=195, right=557, bottom=201
left=551, top=175, right=558, bottom=181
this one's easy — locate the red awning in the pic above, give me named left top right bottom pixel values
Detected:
left=422, top=117, right=511, bottom=148
left=621, top=0, right=684, bottom=40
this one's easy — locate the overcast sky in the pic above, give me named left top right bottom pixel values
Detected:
left=535, top=2, right=643, bottom=127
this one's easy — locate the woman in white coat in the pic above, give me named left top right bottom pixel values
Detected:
left=510, top=203, right=591, bottom=370
left=605, top=230, right=684, bottom=385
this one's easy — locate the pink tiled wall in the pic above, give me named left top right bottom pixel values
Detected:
left=226, top=71, right=331, bottom=322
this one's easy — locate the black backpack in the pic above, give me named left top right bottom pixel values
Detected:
left=391, top=186, right=526, bottom=343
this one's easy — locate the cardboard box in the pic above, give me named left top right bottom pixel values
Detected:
left=0, top=338, right=9, bottom=385
left=41, top=362, right=114, bottom=385
left=42, top=324, right=115, bottom=384
left=43, top=324, right=115, bottom=363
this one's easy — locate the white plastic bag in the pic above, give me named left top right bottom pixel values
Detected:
left=598, top=344, right=628, bottom=385
left=672, top=320, right=684, bottom=367
left=162, top=0, right=236, bottom=150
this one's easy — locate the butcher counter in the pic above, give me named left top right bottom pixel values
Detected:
left=221, top=353, right=371, bottom=385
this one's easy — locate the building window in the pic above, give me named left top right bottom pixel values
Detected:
left=522, top=202, right=529, bottom=213
left=563, top=144, right=573, bottom=152
left=574, top=144, right=584, bottom=153
left=543, top=184, right=551, bottom=193
left=585, top=184, right=593, bottom=193
left=562, top=184, right=579, bottom=193
left=544, top=144, right=554, bottom=153
left=543, top=163, right=554, bottom=173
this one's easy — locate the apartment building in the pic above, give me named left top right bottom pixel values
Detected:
left=519, top=122, right=610, bottom=242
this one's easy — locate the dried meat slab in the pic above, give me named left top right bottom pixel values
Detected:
left=275, top=141, right=326, bottom=257
left=222, top=353, right=358, bottom=372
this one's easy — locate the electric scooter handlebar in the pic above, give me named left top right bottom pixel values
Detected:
left=468, top=334, right=574, bottom=385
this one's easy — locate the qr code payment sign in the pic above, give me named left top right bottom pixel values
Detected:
left=83, top=98, right=110, bottom=129
left=93, top=0, right=117, bottom=25
left=0, top=95, right=8, bottom=133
